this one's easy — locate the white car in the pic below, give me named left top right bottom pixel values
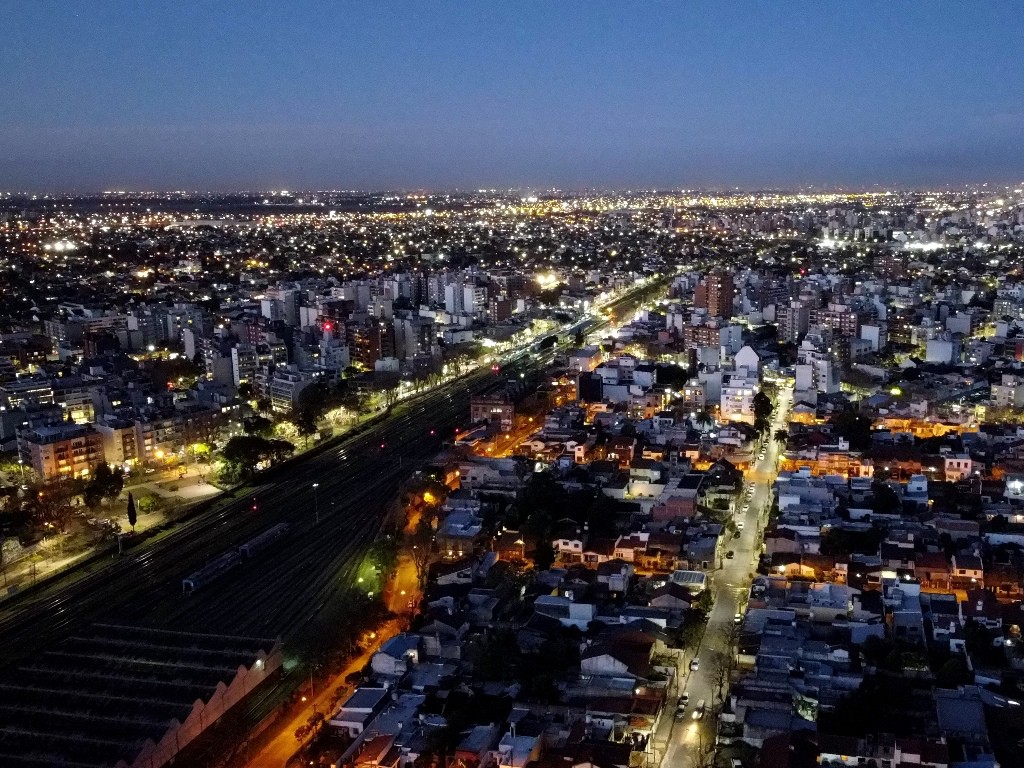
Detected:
left=737, top=521, right=745, bottom=531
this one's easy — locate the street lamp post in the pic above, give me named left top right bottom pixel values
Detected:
left=309, top=668, right=317, bottom=714
left=17, top=458, right=25, bottom=485
left=312, top=483, right=320, bottom=525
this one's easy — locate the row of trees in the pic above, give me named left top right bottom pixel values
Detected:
left=218, top=435, right=295, bottom=482
left=752, top=390, right=774, bottom=435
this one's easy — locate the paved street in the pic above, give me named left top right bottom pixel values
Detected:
left=245, top=517, right=423, bottom=767
left=244, top=618, right=400, bottom=768
left=658, top=386, right=792, bottom=768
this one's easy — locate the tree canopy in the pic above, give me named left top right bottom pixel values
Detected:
left=83, top=463, right=124, bottom=510
left=753, top=391, right=773, bottom=433
left=219, top=435, right=294, bottom=481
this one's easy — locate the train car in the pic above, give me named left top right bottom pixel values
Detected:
left=238, top=522, right=291, bottom=559
left=182, top=551, right=242, bottom=595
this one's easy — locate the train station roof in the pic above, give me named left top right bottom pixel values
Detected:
left=0, top=623, right=279, bottom=768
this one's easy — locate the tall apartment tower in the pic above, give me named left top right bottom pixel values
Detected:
left=696, top=270, right=735, bottom=319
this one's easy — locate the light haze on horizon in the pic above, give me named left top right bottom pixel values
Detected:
left=1, top=1, right=1023, bottom=192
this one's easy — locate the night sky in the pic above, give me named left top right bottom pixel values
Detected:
left=2, top=1, right=1022, bottom=192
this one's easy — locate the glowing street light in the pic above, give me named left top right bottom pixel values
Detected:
left=312, top=483, right=320, bottom=525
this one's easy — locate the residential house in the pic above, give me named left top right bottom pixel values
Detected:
left=950, top=554, right=984, bottom=590
left=328, top=686, right=391, bottom=737
left=959, top=589, right=1002, bottom=631
left=430, top=557, right=477, bottom=587
left=371, top=634, right=420, bottom=677
left=595, top=560, right=633, bottom=593
left=533, top=595, right=596, bottom=631
left=649, top=582, right=693, bottom=611
left=915, top=552, right=951, bottom=591
left=580, top=630, right=656, bottom=682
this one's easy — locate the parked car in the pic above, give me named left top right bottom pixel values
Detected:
left=734, top=612, right=743, bottom=624
left=689, top=658, right=700, bottom=671
left=737, top=521, right=745, bottom=530
left=726, top=550, right=735, bottom=559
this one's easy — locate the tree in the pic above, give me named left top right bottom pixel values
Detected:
left=126, top=492, right=137, bottom=532
left=136, top=493, right=163, bottom=514
left=148, top=356, right=202, bottom=391
left=819, top=526, right=885, bottom=557
left=468, top=629, right=521, bottom=681
left=695, top=589, right=715, bottom=616
left=671, top=608, right=707, bottom=650
left=936, top=657, right=970, bottom=688
left=243, top=415, right=274, bottom=438
left=830, top=408, right=873, bottom=451
left=32, top=480, right=81, bottom=534
left=409, top=517, right=434, bottom=589
left=307, top=711, right=325, bottom=737
left=220, top=435, right=267, bottom=478
left=774, top=429, right=789, bottom=444
left=708, top=648, right=732, bottom=701
left=870, top=484, right=901, bottom=515
left=294, top=411, right=318, bottom=447
left=688, top=734, right=715, bottom=768
left=83, top=463, right=124, bottom=509
left=368, top=536, right=399, bottom=579
left=533, top=538, right=555, bottom=571
left=753, top=391, right=774, bottom=434
left=267, top=439, right=295, bottom=463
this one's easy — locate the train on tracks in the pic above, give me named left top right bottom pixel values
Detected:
left=182, top=522, right=291, bottom=594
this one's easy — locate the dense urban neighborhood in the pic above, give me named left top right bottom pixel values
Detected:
left=3, top=187, right=1024, bottom=768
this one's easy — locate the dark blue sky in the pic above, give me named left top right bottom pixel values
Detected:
left=2, top=1, right=1022, bottom=191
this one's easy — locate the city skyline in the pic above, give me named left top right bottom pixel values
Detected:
left=2, top=1, right=1023, bottom=191
left=5, top=5, right=1024, bottom=768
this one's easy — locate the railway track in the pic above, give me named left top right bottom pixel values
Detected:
left=0, top=275, right=670, bottom=668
